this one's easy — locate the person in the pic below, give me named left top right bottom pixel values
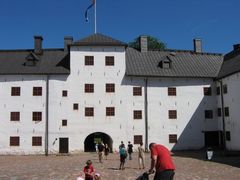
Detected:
left=119, top=144, right=127, bottom=170
left=83, top=160, right=95, bottom=180
left=98, top=142, right=104, bottom=163
left=104, top=143, right=110, bottom=160
left=138, top=142, right=145, bottom=169
left=119, top=141, right=125, bottom=149
left=127, top=141, right=133, bottom=160
left=95, top=143, right=98, bottom=153
left=148, top=143, right=175, bottom=180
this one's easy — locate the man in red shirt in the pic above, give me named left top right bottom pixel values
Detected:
left=148, top=143, right=175, bottom=180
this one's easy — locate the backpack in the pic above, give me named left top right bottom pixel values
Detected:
left=120, top=147, right=126, bottom=156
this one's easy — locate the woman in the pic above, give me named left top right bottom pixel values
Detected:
left=104, top=143, right=110, bottom=160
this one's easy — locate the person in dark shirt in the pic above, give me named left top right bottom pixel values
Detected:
left=127, top=141, right=133, bottom=160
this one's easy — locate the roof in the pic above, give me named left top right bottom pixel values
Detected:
left=0, top=49, right=70, bottom=75
left=126, top=47, right=224, bottom=78
left=217, top=52, right=240, bottom=79
left=72, top=33, right=127, bottom=47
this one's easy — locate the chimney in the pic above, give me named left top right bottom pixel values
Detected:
left=139, top=35, right=148, bottom=52
left=193, top=38, right=202, bottom=53
left=34, top=36, right=43, bottom=55
left=64, top=36, right=73, bottom=52
left=233, top=44, right=240, bottom=51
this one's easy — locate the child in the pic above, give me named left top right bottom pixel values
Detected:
left=83, top=160, right=95, bottom=180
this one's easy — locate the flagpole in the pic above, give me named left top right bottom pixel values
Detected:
left=95, top=0, right=97, bottom=33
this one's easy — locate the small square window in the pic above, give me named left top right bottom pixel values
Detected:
left=169, top=134, right=177, bottom=143
left=106, top=83, right=115, bottom=93
left=168, top=87, right=176, bottom=96
left=203, top=87, right=212, bottom=96
left=10, top=136, right=20, bottom=146
left=62, top=90, right=68, bottom=97
left=32, top=112, right=42, bottom=121
left=32, top=136, right=42, bottom=146
left=85, top=107, right=94, bottom=117
left=169, top=110, right=177, bottom=119
left=216, top=87, right=220, bottom=95
left=62, top=119, right=67, bottom=126
left=217, top=108, right=221, bottom=117
left=105, top=56, right=114, bottom=66
left=205, top=110, right=213, bottom=119
left=10, top=112, right=20, bottom=121
left=134, top=135, right=142, bottom=144
left=223, top=84, right=228, bottom=94
left=133, top=110, right=142, bottom=119
left=224, top=107, right=229, bottom=117
left=33, top=87, right=42, bottom=96
left=226, top=131, right=231, bottom=141
left=85, top=56, right=94, bottom=66
left=85, top=84, right=94, bottom=93
left=133, top=87, right=142, bottom=96
left=106, top=107, right=115, bottom=116
left=11, top=87, right=21, bottom=96
left=73, top=103, right=79, bottom=110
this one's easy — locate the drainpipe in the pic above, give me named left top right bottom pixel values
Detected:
left=144, top=78, right=149, bottom=151
left=45, top=75, right=49, bottom=156
left=218, top=80, right=226, bottom=152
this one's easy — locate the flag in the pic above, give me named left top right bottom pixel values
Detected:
left=85, top=0, right=96, bottom=22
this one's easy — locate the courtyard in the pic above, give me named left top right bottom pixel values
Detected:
left=0, top=151, right=240, bottom=180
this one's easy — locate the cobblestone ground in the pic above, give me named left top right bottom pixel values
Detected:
left=0, top=151, right=240, bottom=180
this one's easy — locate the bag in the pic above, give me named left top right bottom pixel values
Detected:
left=120, top=147, right=126, bottom=156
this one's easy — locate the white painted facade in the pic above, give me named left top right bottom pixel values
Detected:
left=1, top=44, right=238, bottom=154
left=216, top=72, right=240, bottom=151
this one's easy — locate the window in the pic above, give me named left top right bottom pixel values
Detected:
left=85, top=84, right=94, bottom=93
left=205, top=110, right=213, bottom=119
left=32, top=112, right=42, bottom=121
left=10, top=112, right=20, bottom=121
left=106, top=83, right=115, bottom=93
left=226, top=131, right=231, bottom=141
left=62, top=90, right=68, bottom=97
left=10, top=136, right=20, bottom=146
left=216, top=87, right=220, bottom=95
left=224, top=107, right=229, bottom=117
left=85, top=107, right=94, bottom=117
left=32, top=136, right=42, bottom=146
left=203, top=87, right=212, bottom=96
left=73, top=103, right=79, bottom=110
left=133, top=110, right=142, bottom=119
left=169, top=134, right=177, bottom=143
left=168, top=87, right=176, bottom=96
left=134, top=135, right=142, bottom=144
left=85, top=56, right=94, bottom=65
left=105, top=56, right=114, bottom=66
left=62, top=119, right=67, bottom=126
left=217, top=108, right=221, bottom=117
left=223, top=84, right=228, bottom=94
left=11, top=87, right=20, bottom=96
left=33, top=87, right=42, bottom=96
left=133, top=87, right=142, bottom=96
left=169, top=110, right=177, bottom=119
left=106, top=107, right=115, bottom=116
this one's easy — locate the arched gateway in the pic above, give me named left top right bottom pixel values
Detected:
left=84, top=132, right=113, bottom=152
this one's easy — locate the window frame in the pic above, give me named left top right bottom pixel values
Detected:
left=106, top=83, right=115, bottom=93
left=105, top=56, right=114, bottom=66
left=133, top=110, right=142, bottom=119
left=10, top=112, right=20, bottom=121
left=85, top=56, right=94, bottom=66
left=32, top=136, right=42, bottom=146
left=169, top=134, right=177, bottom=143
left=32, top=112, right=42, bottom=121
left=85, top=84, right=94, bottom=93
left=134, top=135, right=143, bottom=144
left=133, top=87, right=142, bottom=96
left=169, top=110, right=177, bottom=119
left=85, top=107, right=94, bottom=117
left=203, top=87, right=212, bottom=96
left=33, top=87, right=42, bottom=96
left=106, top=107, right=115, bottom=116
left=168, top=87, right=176, bottom=96
left=11, top=87, right=21, bottom=96
left=10, top=136, right=20, bottom=146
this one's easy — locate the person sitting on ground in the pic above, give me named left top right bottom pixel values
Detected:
left=83, top=160, right=95, bottom=180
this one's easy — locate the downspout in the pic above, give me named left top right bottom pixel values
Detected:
left=218, top=80, right=226, bottom=152
left=144, top=78, right=149, bottom=151
left=45, top=75, right=49, bottom=156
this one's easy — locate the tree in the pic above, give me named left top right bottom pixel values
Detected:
left=128, top=36, right=166, bottom=50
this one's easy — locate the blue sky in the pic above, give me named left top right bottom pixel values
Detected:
left=0, top=0, right=239, bottom=53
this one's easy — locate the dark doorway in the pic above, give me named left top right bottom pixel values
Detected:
left=204, top=131, right=223, bottom=148
left=84, top=132, right=113, bottom=152
left=59, top=138, right=69, bottom=153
